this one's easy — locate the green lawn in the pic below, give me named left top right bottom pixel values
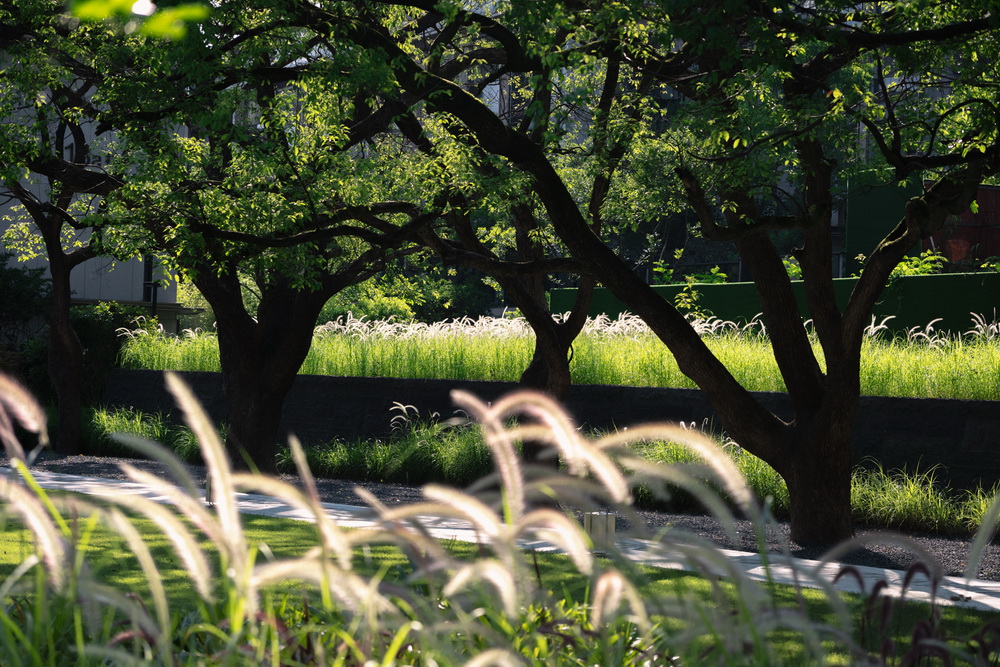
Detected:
left=1, top=504, right=997, bottom=665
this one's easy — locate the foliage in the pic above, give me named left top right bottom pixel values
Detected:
left=783, top=257, right=802, bottom=280
left=856, top=250, right=949, bottom=281
left=0, top=252, right=50, bottom=351
left=173, top=280, right=215, bottom=332
left=70, top=0, right=210, bottom=40
left=980, top=257, right=1000, bottom=273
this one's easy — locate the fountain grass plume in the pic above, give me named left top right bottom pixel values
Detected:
left=0, top=375, right=46, bottom=462
left=7, top=370, right=1000, bottom=662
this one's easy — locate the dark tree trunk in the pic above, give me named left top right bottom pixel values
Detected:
left=518, top=325, right=573, bottom=399
left=216, top=348, right=297, bottom=474
left=779, top=387, right=858, bottom=544
left=196, top=270, right=329, bottom=474
left=47, top=257, right=85, bottom=455
left=784, top=429, right=854, bottom=545
left=507, top=277, right=595, bottom=465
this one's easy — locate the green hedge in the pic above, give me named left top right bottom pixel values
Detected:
left=551, top=272, right=1000, bottom=334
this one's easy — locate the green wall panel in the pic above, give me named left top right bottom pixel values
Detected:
left=551, top=272, right=1000, bottom=334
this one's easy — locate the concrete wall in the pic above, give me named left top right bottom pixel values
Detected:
left=105, top=369, right=1000, bottom=490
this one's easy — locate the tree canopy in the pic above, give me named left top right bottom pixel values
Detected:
left=4, top=1, right=998, bottom=535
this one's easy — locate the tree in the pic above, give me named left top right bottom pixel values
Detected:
left=3, top=2, right=437, bottom=471
left=0, top=20, right=121, bottom=452
left=92, top=7, right=444, bottom=472
left=318, top=0, right=1000, bottom=544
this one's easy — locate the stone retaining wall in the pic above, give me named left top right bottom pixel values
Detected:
left=104, top=369, right=1000, bottom=489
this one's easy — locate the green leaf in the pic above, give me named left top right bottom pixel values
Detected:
left=140, top=5, right=211, bottom=40
left=70, top=0, right=135, bottom=20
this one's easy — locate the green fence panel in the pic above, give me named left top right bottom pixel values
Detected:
left=551, top=272, right=1000, bottom=334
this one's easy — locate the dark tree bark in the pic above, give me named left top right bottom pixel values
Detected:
left=195, top=268, right=330, bottom=474
left=14, top=189, right=98, bottom=455
left=45, top=252, right=86, bottom=454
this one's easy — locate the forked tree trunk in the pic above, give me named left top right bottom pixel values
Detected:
left=197, top=271, right=328, bottom=474
left=512, top=279, right=594, bottom=465
left=518, top=333, right=573, bottom=400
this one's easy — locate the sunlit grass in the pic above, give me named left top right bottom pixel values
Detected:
left=1, top=508, right=996, bottom=666
left=119, top=314, right=1000, bottom=400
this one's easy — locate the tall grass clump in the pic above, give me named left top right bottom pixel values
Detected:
left=119, top=312, right=1000, bottom=400
left=118, top=326, right=221, bottom=372
left=6, top=371, right=1000, bottom=663
left=280, top=405, right=493, bottom=487
left=307, top=315, right=536, bottom=380
left=85, top=406, right=209, bottom=463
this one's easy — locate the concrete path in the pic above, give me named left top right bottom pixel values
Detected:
left=11, top=468, right=1000, bottom=613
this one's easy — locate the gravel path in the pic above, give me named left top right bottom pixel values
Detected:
left=8, top=451, right=1000, bottom=582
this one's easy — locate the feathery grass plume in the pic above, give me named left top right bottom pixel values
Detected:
left=451, top=390, right=526, bottom=523
left=351, top=486, right=465, bottom=567
left=111, top=432, right=202, bottom=499
left=96, top=506, right=173, bottom=659
left=443, top=560, right=518, bottom=617
left=616, top=455, right=744, bottom=542
left=0, top=476, right=67, bottom=591
left=591, top=569, right=650, bottom=632
left=164, top=372, right=250, bottom=603
left=464, top=647, right=525, bottom=667
left=598, top=423, right=753, bottom=513
left=967, top=311, right=1000, bottom=339
left=420, top=484, right=504, bottom=540
left=229, top=472, right=358, bottom=570
left=90, top=483, right=214, bottom=602
left=0, top=374, right=47, bottom=461
left=287, top=434, right=320, bottom=504
left=493, top=391, right=632, bottom=505
left=251, top=557, right=395, bottom=615
left=117, top=463, right=224, bottom=547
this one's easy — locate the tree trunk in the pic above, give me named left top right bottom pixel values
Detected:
left=518, top=333, right=572, bottom=399
left=197, top=270, right=328, bottom=474
left=783, top=415, right=856, bottom=544
left=47, top=258, right=84, bottom=455
left=217, top=352, right=294, bottom=474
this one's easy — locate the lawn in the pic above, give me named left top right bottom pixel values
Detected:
left=1, top=495, right=997, bottom=665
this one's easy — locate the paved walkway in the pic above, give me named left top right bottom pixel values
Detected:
left=12, top=468, right=1000, bottom=613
